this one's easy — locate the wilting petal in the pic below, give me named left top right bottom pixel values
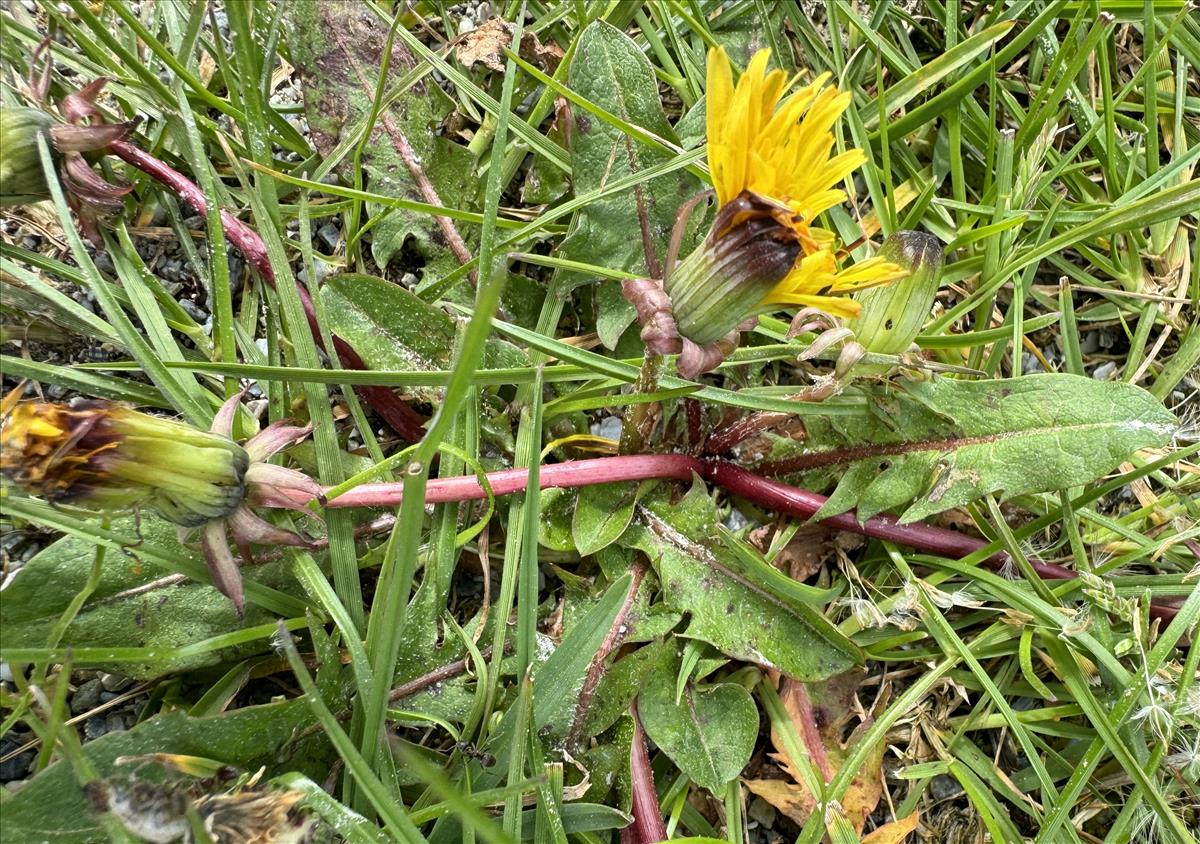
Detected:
left=676, top=329, right=740, bottom=380
left=244, top=420, right=313, bottom=463
left=61, top=78, right=109, bottom=124
left=228, top=506, right=314, bottom=549
left=199, top=520, right=244, bottom=616
left=622, top=277, right=682, bottom=356
left=244, top=462, right=324, bottom=514
left=796, top=326, right=854, bottom=362
left=210, top=390, right=248, bottom=439
left=786, top=307, right=840, bottom=339
left=30, top=37, right=52, bottom=105
left=61, top=155, right=131, bottom=212
left=50, top=121, right=134, bottom=153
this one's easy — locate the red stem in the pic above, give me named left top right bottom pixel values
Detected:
left=625, top=704, right=668, bottom=844
left=329, top=454, right=699, bottom=507
left=107, top=140, right=425, bottom=441
left=324, top=454, right=1178, bottom=624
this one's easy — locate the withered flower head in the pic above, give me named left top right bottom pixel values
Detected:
left=1, top=399, right=248, bottom=526
left=2, top=395, right=324, bottom=616
left=0, top=78, right=136, bottom=242
left=87, top=776, right=313, bottom=844
left=624, top=48, right=907, bottom=378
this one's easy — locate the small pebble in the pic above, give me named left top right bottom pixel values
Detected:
left=724, top=508, right=751, bottom=531
left=179, top=299, right=207, bottom=322
left=929, top=773, right=964, bottom=801
left=100, top=672, right=132, bottom=693
left=83, top=716, right=109, bottom=741
left=0, top=749, right=34, bottom=782
left=297, top=260, right=333, bottom=284
left=71, top=678, right=103, bottom=714
left=1092, top=361, right=1117, bottom=380
left=591, top=416, right=622, bottom=441
left=93, top=252, right=115, bottom=274
left=317, top=223, right=341, bottom=251
left=748, top=796, right=776, bottom=828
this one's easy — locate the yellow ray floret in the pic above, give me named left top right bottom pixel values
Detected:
left=763, top=252, right=908, bottom=318
left=706, top=47, right=865, bottom=228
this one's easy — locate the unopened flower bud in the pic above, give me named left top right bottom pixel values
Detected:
left=1, top=88, right=135, bottom=241
left=851, top=231, right=944, bottom=355
left=0, top=107, right=57, bottom=205
left=1, top=401, right=248, bottom=527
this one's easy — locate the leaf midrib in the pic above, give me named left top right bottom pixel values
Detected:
left=755, top=419, right=1167, bottom=477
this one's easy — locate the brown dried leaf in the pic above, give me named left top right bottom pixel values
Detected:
left=742, top=777, right=815, bottom=826
left=456, top=18, right=562, bottom=73
left=762, top=671, right=887, bottom=833
left=749, top=524, right=830, bottom=582
left=861, top=811, right=921, bottom=844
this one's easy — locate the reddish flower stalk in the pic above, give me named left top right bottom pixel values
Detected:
left=623, top=704, right=668, bottom=844
left=323, top=454, right=1179, bottom=624
left=106, top=141, right=425, bottom=442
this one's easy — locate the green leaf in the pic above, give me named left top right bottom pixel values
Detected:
left=532, top=573, right=634, bottom=738
left=483, top=574, right=634, bottom=774
left=559, top=20, right=703, bottom=346
left=538, top=486, right=578, bottom=553
left=749, top=374, right=1178, bottom=523
left=625, top=483, right=861, bottom=681
left=318, top=273, right=525, bottom=404
left=572, top=481, right=646, bottom=556
left=518, top=804, right=632, bottom=840
left=283, top=1, right=478, bottom=280
left=860, top=22, right=1015, bottom=130
left=0, top=700, right=329, bottom=842
left=0, top=515, right=298, bottom=678
left=582, top=639, right=669, bottom=739
left=637, top=651, right=758, bottom=794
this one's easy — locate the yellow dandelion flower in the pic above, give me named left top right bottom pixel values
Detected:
left=627, top=47, right=909, bottom=378
left=704, top=46, right=905, bottom=315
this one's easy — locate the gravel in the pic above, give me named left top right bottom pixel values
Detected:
left=70, top=678, right=104, bottom=714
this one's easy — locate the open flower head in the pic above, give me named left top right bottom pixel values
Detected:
left=628, top=48, right=906, bottom=377
left=705, top=47, right=904, bottom=314
left=706, top=49, right=861, bottom=246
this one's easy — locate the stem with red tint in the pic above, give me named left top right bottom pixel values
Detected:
left=108, top=140, right=424, bottom=441
left=624, top=704, right=668, bottom=844
left=322, top=454, right=1177, bottom=624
